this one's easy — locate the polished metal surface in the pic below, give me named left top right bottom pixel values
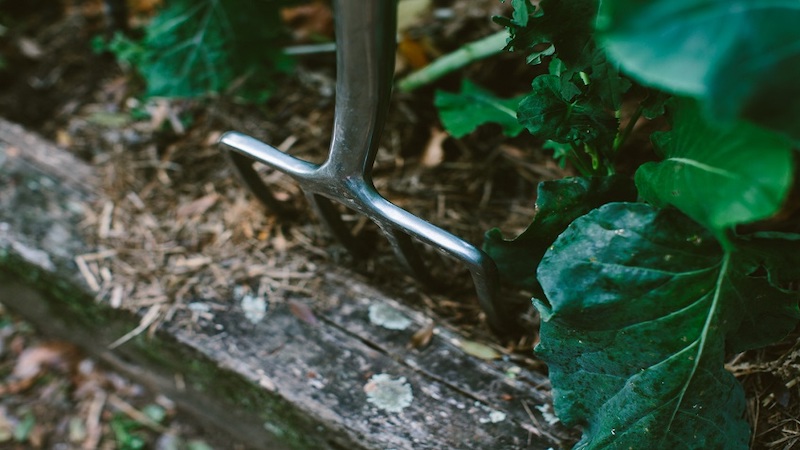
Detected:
left=220, top=0, right=518, bottom=333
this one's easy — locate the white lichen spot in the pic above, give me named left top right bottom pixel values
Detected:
left=241, top=294, right=267, bottom=324
left=505, top=365, right=522, bottom=379
left=368, top=303, right=412, bottom=330
left=535, top=403, right=560, bottom=426
left=364, top=374, right=413, bottom=413
left=488, top=410, right=506, bottom=423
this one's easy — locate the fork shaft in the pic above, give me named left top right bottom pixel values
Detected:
left=322, top=0, right=397, bottom=180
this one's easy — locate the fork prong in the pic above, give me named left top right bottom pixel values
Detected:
left=306, top=193, right=370, bottom=258
left=227, top=151, right=296, bottom=218
left=380, top=227, right=434, bottom=286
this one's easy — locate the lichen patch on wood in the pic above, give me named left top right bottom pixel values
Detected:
left=364, top=374, right=414, bottom=413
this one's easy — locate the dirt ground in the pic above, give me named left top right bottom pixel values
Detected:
left=1, top=0, right=799, bottom=449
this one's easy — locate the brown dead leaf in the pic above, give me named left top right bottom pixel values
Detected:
left=128, top=0, right=163, bottom=16
left=288, top=300, right=318, bottom=325
left=408, top=322, right=435, bottom=349
left=1, top=342, right=81, bottom=394
left=12, top=342, right=80, bottom=379
left=398, top=34, right=430, bottom=70
left=176, top=193, right=219, bottom=220
left=421, top=127, right=447, bottom=168
left=281, top=1, right=334, bottom=42
left=458, top=339, right=501, bottom=360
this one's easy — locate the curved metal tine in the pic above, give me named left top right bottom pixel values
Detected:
left=381, top=226, right=435, bottom=286
left=226, top=150, right=295, bottom=218
left=306, top=193, right=370, bottom=258
left=366, top=195, right=523, bottom=335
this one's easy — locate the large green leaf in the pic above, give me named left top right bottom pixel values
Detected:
left=128, top=0, right=294, bottom=99
left=597, top=0, right=800, bottom=140
left=435, top=79, right=525, bottom=138
left=483, top=176, right=636, bottom=294
left=635, top=99, right=794, bottom=232
left=535, top=203, right=799, bottom=448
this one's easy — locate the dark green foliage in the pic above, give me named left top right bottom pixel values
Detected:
left=598, top=0, right=800, bottom=142
left=536, top=203, right=799, bottom=449
left=494, top=0, right=597, bottom=70
left=484, top=176, right=636, bottom=295
left=438, top=0, right=800, bottom=447
left=517, top=75, right=617, bottom=160
left=110, top=0, right=296, bottom=100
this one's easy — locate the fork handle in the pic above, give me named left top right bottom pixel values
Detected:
left=322, top=0, right=397, bottom=180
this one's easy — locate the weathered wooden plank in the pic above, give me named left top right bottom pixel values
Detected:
left=0, top=118, right=569, bottom=449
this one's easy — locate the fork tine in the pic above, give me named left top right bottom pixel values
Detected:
left=380, top=226, right=434, bottom=286
left=306, top=193, right=370, bottom=258
left=227, top=150, right=296, bottom=218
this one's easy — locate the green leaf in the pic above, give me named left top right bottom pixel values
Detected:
left=518, top=75, right=617, bottom=152
left=483, top=176, right=636, bottom=294
left=496, top=0, right=598, bottom=69
left=598, top=0, right=800, bottom=140
left=640, top=90, right=671, bottom=120
left=13, top=412, right=35, bottom=442
left=142, top=404, right=167, bottom=424
left=635, top=99, right=793, bottom=232
left=510, top=0, right=533, bottom=27
left=536, top=203, right=798, bottom=449
left=435, top=79, right=525, bottom=138
left=587, top=49, right=631, bottom=111
left=128, top=0, right=294, bottom=99
left=737, top=232, right=800, bottom=293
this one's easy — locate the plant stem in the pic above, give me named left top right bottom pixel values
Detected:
left=396, top=30, right=508, bottom=92
left=568, top=142, right=593, bottom=177
left=613, top=103, right=644, bottom=153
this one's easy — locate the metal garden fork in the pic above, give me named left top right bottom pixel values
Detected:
left=220, top=0, right=518, bottom=334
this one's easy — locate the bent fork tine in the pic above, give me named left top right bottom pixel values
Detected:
left=305, top=193, right=370, bottom=258
left=381, top=227, right=435, bottom=286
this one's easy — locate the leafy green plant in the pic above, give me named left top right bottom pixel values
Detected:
left=435, top=79, right=525, bottom=138
left=435, top=0, right=800, bottom=447
left=105, top=0, right=297, bottom=100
